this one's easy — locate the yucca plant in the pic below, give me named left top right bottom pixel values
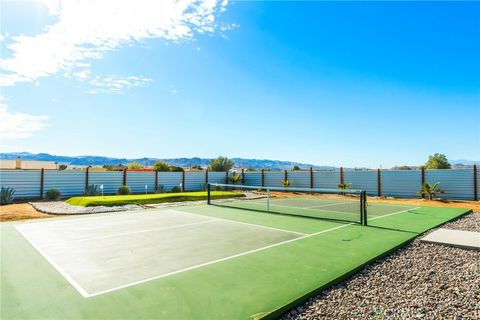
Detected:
left=338, top=182, right=352, bottom=195
left=417, top=182, right=444, bottom=200
left=282, top=179, right=291, bottom=188
left=1, top=187, right=16, bottom=205
left=229, top=173, right=241, bottom=185
left=45, top=189, right=61, bottom=200
left=84, top=184, right=100, bottom=196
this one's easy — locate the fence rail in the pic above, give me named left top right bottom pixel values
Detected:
left=0, top=166, right=478, bottom=200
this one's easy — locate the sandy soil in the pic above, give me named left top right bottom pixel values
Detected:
left=0, top=203, right=54, bottom=222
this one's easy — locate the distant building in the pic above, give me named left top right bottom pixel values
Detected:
left=0, top=157, right=58, bottom=170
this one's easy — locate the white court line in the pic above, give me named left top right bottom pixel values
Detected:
left=15, top=225, right=91, bottom=298
left=16, top=205, right=417, bottom=298
left=369, top=207, right=421, bottom=220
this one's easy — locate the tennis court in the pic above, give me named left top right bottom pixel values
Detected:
left=1, top=186, right=471, bottom=319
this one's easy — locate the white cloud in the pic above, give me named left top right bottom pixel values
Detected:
left=0, top=0, right=230, bottom=86
left=89, top=75, right=152, bottom=94
left=0, top=97, right=49, bottom=139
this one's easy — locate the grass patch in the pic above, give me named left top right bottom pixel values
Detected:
left=66, top=191, right=243, bottom=207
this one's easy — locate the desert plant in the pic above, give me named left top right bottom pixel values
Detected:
left=169, top=166, right=184, bottom=172
left=156, top=184, right=166, bottom=193
left=1, top=187, right=15, bottom=205
left=200, top=183, right=208, bottom=191
left=229, top=173, right=241, bottom=185
left=171, top=185, right=182, bottom=193
left=84, top=184, right=100, bottom=196
left=127, top=162, right=143, bottom=170
left=208, top=156, right=234, bottom=172
left=152, top=161, right=171, bottom=172
left=292, top=165, right=301, bottom=171
left=337, top=182, right=352, bottom=190
left=117, top=185, right=131, bottom=195
left=417, top=182, right=444, bottom=200
left=45, top=189, right=61, bottom=200
left=282, top=179, right=291, bottom=188
left=58, top=164, right=68, bottom=170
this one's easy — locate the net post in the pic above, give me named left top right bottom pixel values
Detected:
left=362, top=191, right=368, bottom=226
left=207, top=183, right=211, bottom=204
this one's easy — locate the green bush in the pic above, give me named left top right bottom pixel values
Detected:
left=171, top=185, right=182, bottom=193
left=200, top=183, right=208, bottom=191
left=1, top=187, right=15, bottom=205
left=84, top=184, right=100, bottom=196
left=45, top=189, right=61, bottom=200
left=117, top=185, right=131, bottom=195
left=156, top=184, right=165, bottom=193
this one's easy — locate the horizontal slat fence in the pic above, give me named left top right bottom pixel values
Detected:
left=0, top=167, right=478, bottom=200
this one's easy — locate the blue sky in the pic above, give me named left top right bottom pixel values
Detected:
left=1, top=1, right=479, bottom=168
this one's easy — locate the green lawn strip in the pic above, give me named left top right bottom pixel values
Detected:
left=66, top=191, right=242, bottom=206
left=1, top=207, right=469, bottom=320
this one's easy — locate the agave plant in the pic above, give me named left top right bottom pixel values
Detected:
left=84, top=184, right=100, bottom=196
left=337, top=182, right=352, bottom=195
left=282, top=179, right=291, bottom=188
left=417, top=182, right=444, bottom=200
left=1, top=187, right=15, bottom=205
left=229, top=173, right=241, bottom=185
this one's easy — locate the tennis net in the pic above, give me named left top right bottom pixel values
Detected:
left=207, top=183, right=367, bottom=225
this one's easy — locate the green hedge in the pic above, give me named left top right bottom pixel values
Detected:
left=66, top=191, right=243, bottom=207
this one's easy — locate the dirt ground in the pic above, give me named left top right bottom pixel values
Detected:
left=0, top=203, right=54, bottom=222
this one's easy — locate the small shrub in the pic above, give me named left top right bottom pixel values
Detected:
left=417, top=182, right=444, bottom=200
left=156, top=184, right=166, bottom=193
left=171, top=185, right=182, bottom=193
left=282, top=179, right=290, bottom=188
left=229, top=173, right=241, bottom=185
left=200, top=183, right=207, bottom=191
left=1, top=187, right=16, bottom=205
left=84, top=184, right=100, bottom=196
left=337, top=182, right=352, bottom=190
left=117, top=185, right=131, bottom=195
left=45, top=189, right=61, bottom=200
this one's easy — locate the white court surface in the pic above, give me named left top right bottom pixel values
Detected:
left=15, top=209, right=302, bottom=297
left=421, top=228, right=480, bottom=251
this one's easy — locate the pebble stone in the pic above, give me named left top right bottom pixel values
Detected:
left=30, top=201, right=141, bottom=214
left=282, top=212, right=480, bottom=320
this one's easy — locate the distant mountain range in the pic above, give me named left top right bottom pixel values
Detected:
left=1, top=152, right=477, bottom=170
left=0, top=152, right=336, bottom=170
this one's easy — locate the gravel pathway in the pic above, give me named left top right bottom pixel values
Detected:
left=282, top=212, right=480, bottom=320
left=30, top=201, right=142, bottom=215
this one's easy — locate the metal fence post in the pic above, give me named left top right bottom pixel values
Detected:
left=182, top=171, right=186, bottom=192
left=241, top=168, right=245, bottom=185
left=310, top=167, right=314, bottom=189
left=205, top=169, right=209, bottom=185
left=284, top=170, right=288, bottom=182
left=154, top=170, right=158, bottom=192
left=377, top=169, right=381, bottom=197
left=421, top=167, right=425, bottom=198
left=40, top=168, right=45, bottom=199
left=261, top=169, right=265, bottom=187
left=85, top=167, right=89, bottom=192
left=474, top=165, right=478, bottom=201
left=340, top=167, right=344, bottom=185
left=122, top=168, right=127, bottom=186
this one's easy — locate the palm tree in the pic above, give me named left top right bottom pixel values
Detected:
left=417, top=182, right=444, bottom=200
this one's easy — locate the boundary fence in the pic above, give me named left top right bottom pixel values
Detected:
left=0, top=166, right=478, bottom=200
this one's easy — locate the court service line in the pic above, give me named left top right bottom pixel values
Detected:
left=15, top=225, right=91, bottom=298
left=369, top=207, right=421, bottom=220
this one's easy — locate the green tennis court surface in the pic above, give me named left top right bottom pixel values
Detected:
left=1, top=202, right=470, bottom=320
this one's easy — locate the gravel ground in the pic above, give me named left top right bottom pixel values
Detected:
left=30, top=201, right=142, bottom=214
left=282, top=212, right=480, bottom=320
